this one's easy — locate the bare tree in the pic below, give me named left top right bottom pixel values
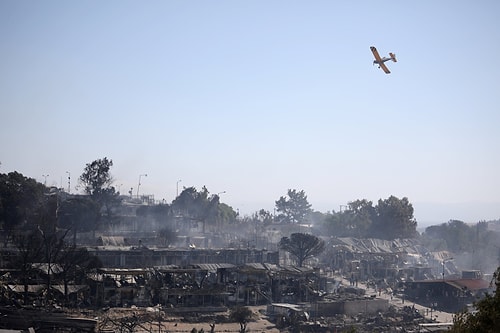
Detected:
left=11, top=230, right=44, bottom=305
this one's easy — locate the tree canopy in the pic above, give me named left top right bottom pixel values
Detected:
left=0, top=172, right=46, bottom=232
left=10, top=226, right=101, bottom=305
left=229, top=306, right=253, bottom=333
left=1, top=168, right=428, bottom=243
left=79, top=157, right=115, bottom=198
left=279, top=233, right=325, bottom=267
left=171, top=186, right=237, bottom=232
left=322, top=195, right=418, bottom=240
left=78, top=157, right=120, bottom=230
left=422, top=220, right=494, bottom=253
left=58, top=196, right=100, bottom=239
left=373, top=196, right=417, bottom=239
left=275, top=189, right=312, bottom=224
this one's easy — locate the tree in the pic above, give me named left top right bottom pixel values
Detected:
left=79, top=157, right=115, bottom=197
left=424, top=220, right=473, bottom=252
left=322, top=211, right=346, bottom=236
left=308, top=210, right=327, bottom=228
left=79, top=158, right=120, bottom=233
left=10, top=229, right=45, bottom=305
left=320, top=196, right=418, bottom=239
left=275, top=189, right=312, bottom=224
left=171, top=186, right=236, bottom=233
left=279, top=233, right=325, bottom=267
left=422, top=220, right=500, bottom=272
left=372, top=196, right=417, bottom=239
left=450, top=266, right=500, bottom=332
left=229, top=306, right=253, bottom=333
left=348, top=199, right=376, bottom=237
left=172, top=186, right=213, bottom=230
left=0, top=172, right=46, bottom=235
left=247, top=209, right=273, bottom=225
left=58, top=197, right=99, bottom=245
left=323, top=200, right=376, bottom=238
left=37, top=223, right=70, bottom=306
left=57, top=244, right=102, bottom=305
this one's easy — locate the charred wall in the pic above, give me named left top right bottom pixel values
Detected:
left=89, top=247, right=279, bottom=268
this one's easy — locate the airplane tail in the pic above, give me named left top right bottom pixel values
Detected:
left=389, top=53, right=397, bottom=62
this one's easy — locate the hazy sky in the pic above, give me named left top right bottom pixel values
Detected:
left=1, top=1, right=499, bottom=226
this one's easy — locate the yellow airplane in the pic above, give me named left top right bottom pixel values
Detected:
left=370, top=46, right=397, bottom=74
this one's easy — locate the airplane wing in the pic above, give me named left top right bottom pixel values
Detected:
left=378, top=62, right=391, bottom=74
left=370, top=46, right=382, bottom=62
left=370, top=46, right=391, bottom=74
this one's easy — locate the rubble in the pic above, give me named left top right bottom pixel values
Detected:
left=0, top=233, right=468, bottom=332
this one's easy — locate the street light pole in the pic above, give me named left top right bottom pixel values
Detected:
left=176, top=179, right=182, bottom=197
left=66, top=171, right=71, bottom=193
left=42, top=174, right=49, bottom=186
left=137, top=174, right=147, bottom=196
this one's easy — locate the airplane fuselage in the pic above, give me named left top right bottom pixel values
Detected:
left=373, top=57, right=391, bottom=65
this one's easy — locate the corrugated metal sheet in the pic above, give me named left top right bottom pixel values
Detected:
left=195, top=263, right=235, bottom=272
left=243, top=263, right=266, bottom=270
left=98, top=268, right=151, bottom=275
left=8, top=284, right=45, bottom=294
left=333, top=237, right=423, bottom=254
left=31, top=263, right=63, bottom=275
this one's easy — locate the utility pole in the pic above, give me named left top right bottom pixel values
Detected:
left=66, top=171, right=71, bottom=193
left=42, top=174, right=49, bottom=186
left=137, top=174, right=147, bottom=196
left=176, top=179, right=182, bottom=197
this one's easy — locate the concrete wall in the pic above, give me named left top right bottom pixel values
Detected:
left=316, top=298, right=389, bottom=316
